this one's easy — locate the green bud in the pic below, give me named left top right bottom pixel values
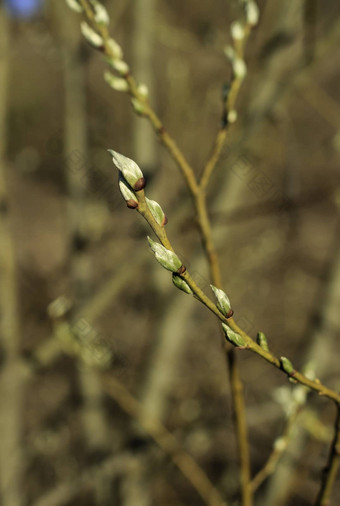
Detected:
left=246, top=1, right=259, bottom=27
left=118, top=174, right=138, bottom=207
left=280, top=356, right=295, bottom=375
left=65, top=0, right=83, bottom=12
left=107, top=39, right=123, bottom=60
left=91, top=0, right=110, bottom=25
left=104, top=72, right=129, bottom=92
left=137, top=83, right=149, bottom=98
left=256, top=331, right=269, bottom=352
left=131, top=97, right=146, bottom=116
left=108, top=150, right=144, bottom=189
left=210, top=285, right=231, bottom=316
left=109, top=59, right=130, bottom=75
left=147, top=237, right=182, bottom=273
left=146, top=197, right=167, bottom=226
left=172, top=274, right=193, bottom=294
left=231, top=21, right=245, bottom=41
left=222, top=323, right=247, bottom=347
left=80, top=21, right=104, bottom=48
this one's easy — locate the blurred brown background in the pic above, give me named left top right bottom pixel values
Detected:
left=0, top=0, right=340, bottom=504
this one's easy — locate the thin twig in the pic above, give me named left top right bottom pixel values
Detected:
left=101, top=375, right=228, bottom=506
left=314, top=405, right=340, bottom=506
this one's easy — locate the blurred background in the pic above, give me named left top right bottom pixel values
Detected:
left=0, top=0, right=340, bottom=504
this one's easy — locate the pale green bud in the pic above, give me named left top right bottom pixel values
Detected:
left=147, top=237, right=183, bottom=273
left=256, top=331, right=269, bottom=352
left=131, top=97, right=146, bottom=116
left=137, top=83, right=149, bottom=98
left=222, top=324, right=247, bottom=347
left=65, top=0, right=83, bottom=12
left=172, top=274, right=193, bottom=294
left=107, top=39, right=123, bottom=60
left=146, top=197, right=167, bottom=226
left=246, top=1, right=259, bottom=27
left=274, top=437, right=287, bottom=452
left=109, top=59, right=130, bottom=75
left=280, top=356, right=295, bottom=375
left=81, top=21, right=104, bottom=48
left=118, top=174, right=138, bottom=208
left=233, top=57, right=247, bottom=80
left=108, top=150, right=145, bottom=190
left=210, top=285, right=231, bottom=316
left=91, top=1, right=110, bottom=25
left=104, top=72, right=129, bottom=92
left=231, top=21, right=245, bottom=41
left=228, top=110, right=238, bottom=123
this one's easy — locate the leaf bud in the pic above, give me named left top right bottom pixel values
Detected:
left=147, top=237, right=182, bottom=273
left=256, top=331, right=269, bottom=352
left=210, top=285, right=231, bottom=316
left=172, top=274, right=193, bottom=294
left=146, top=197, right=167, bottom=226
left=80, top=21, right=104, bottom=48
left=222, top=324, right=247, bottom=347
left=108, top=150, right=144, bottom=188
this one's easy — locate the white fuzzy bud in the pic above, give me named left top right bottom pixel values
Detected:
left=228, top=110, right=238, bottom=123
left=246, top=1, right=259, bottom=27
left=222, top=324, right=246, bottom=347
left=172, top=274, right=193, bottom=294
left=118, top=174, right=137, bottom=203
left=210, top=285, right=231, bottom=316
left=104, top=72, right=129, bottom=91
left=231, top=21, right=245, bottom=41
left=137, top=83, right=149, bottom=98
left=147, top=237, right=182, bottom=273
left=274, top=437, right=287, bottom=452
left=233, top=57, right=247, bottom=80
left=109, top=59, right=129, bottom=75
left=146, top=197, right=167, bottom=226
left=81, top=21, right=104, bottom=48
left=108, top=150, right=145, bottom=189
left=131, top=97, right=146, bottom=116
left=65, top=0, right=83, bottom=12
left=107, top=39, right=123, bottom=60
left=92, top=1, right=110, bottom=25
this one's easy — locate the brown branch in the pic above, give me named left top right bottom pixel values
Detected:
left=314, top=405, right=340, bottom=506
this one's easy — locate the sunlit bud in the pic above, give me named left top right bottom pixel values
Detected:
left=222, top=324, right=247, bottom=347
left=108, top=150, right=145, bottom=190
left=131, top=97, right=146, bottom=116
left=256, top=331, right=269, bottom=352
left=274, top=437, right=287, bottom=452
left=210, top=285, right=231, bottom=316
left=246, top=1, right=259, bottom=27
left=109, top=59, right=129, bottom=75
left=81, top=21, right=104, bottom=48
left=146, top=197, right=167, bottom=226
left=104, top=72, right=129, bottom=91
left=280, top=356, right=295, bottom=375
left=65, top=0, right=83, bottom=13
left=228, top=110, right=237, bottom=123
left=172, top=274, right=193, bottom=294
left=231, top=21, right=245, bottom=41
left=118, top=174, right=138, bottom=208
left=91, top=1, right=110, bottom=25
left=233, top=57, right=247, bottom=79
left=106, top=39, right=123, bottom=60
left=137, top=83, right=149, bottom=98
left=147, top=237, right=183, bottom=272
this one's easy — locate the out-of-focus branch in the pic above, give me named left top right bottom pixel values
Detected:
left=0, top=8, right=24, bottom=506
left=314, top=405, right=340, bottom=506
